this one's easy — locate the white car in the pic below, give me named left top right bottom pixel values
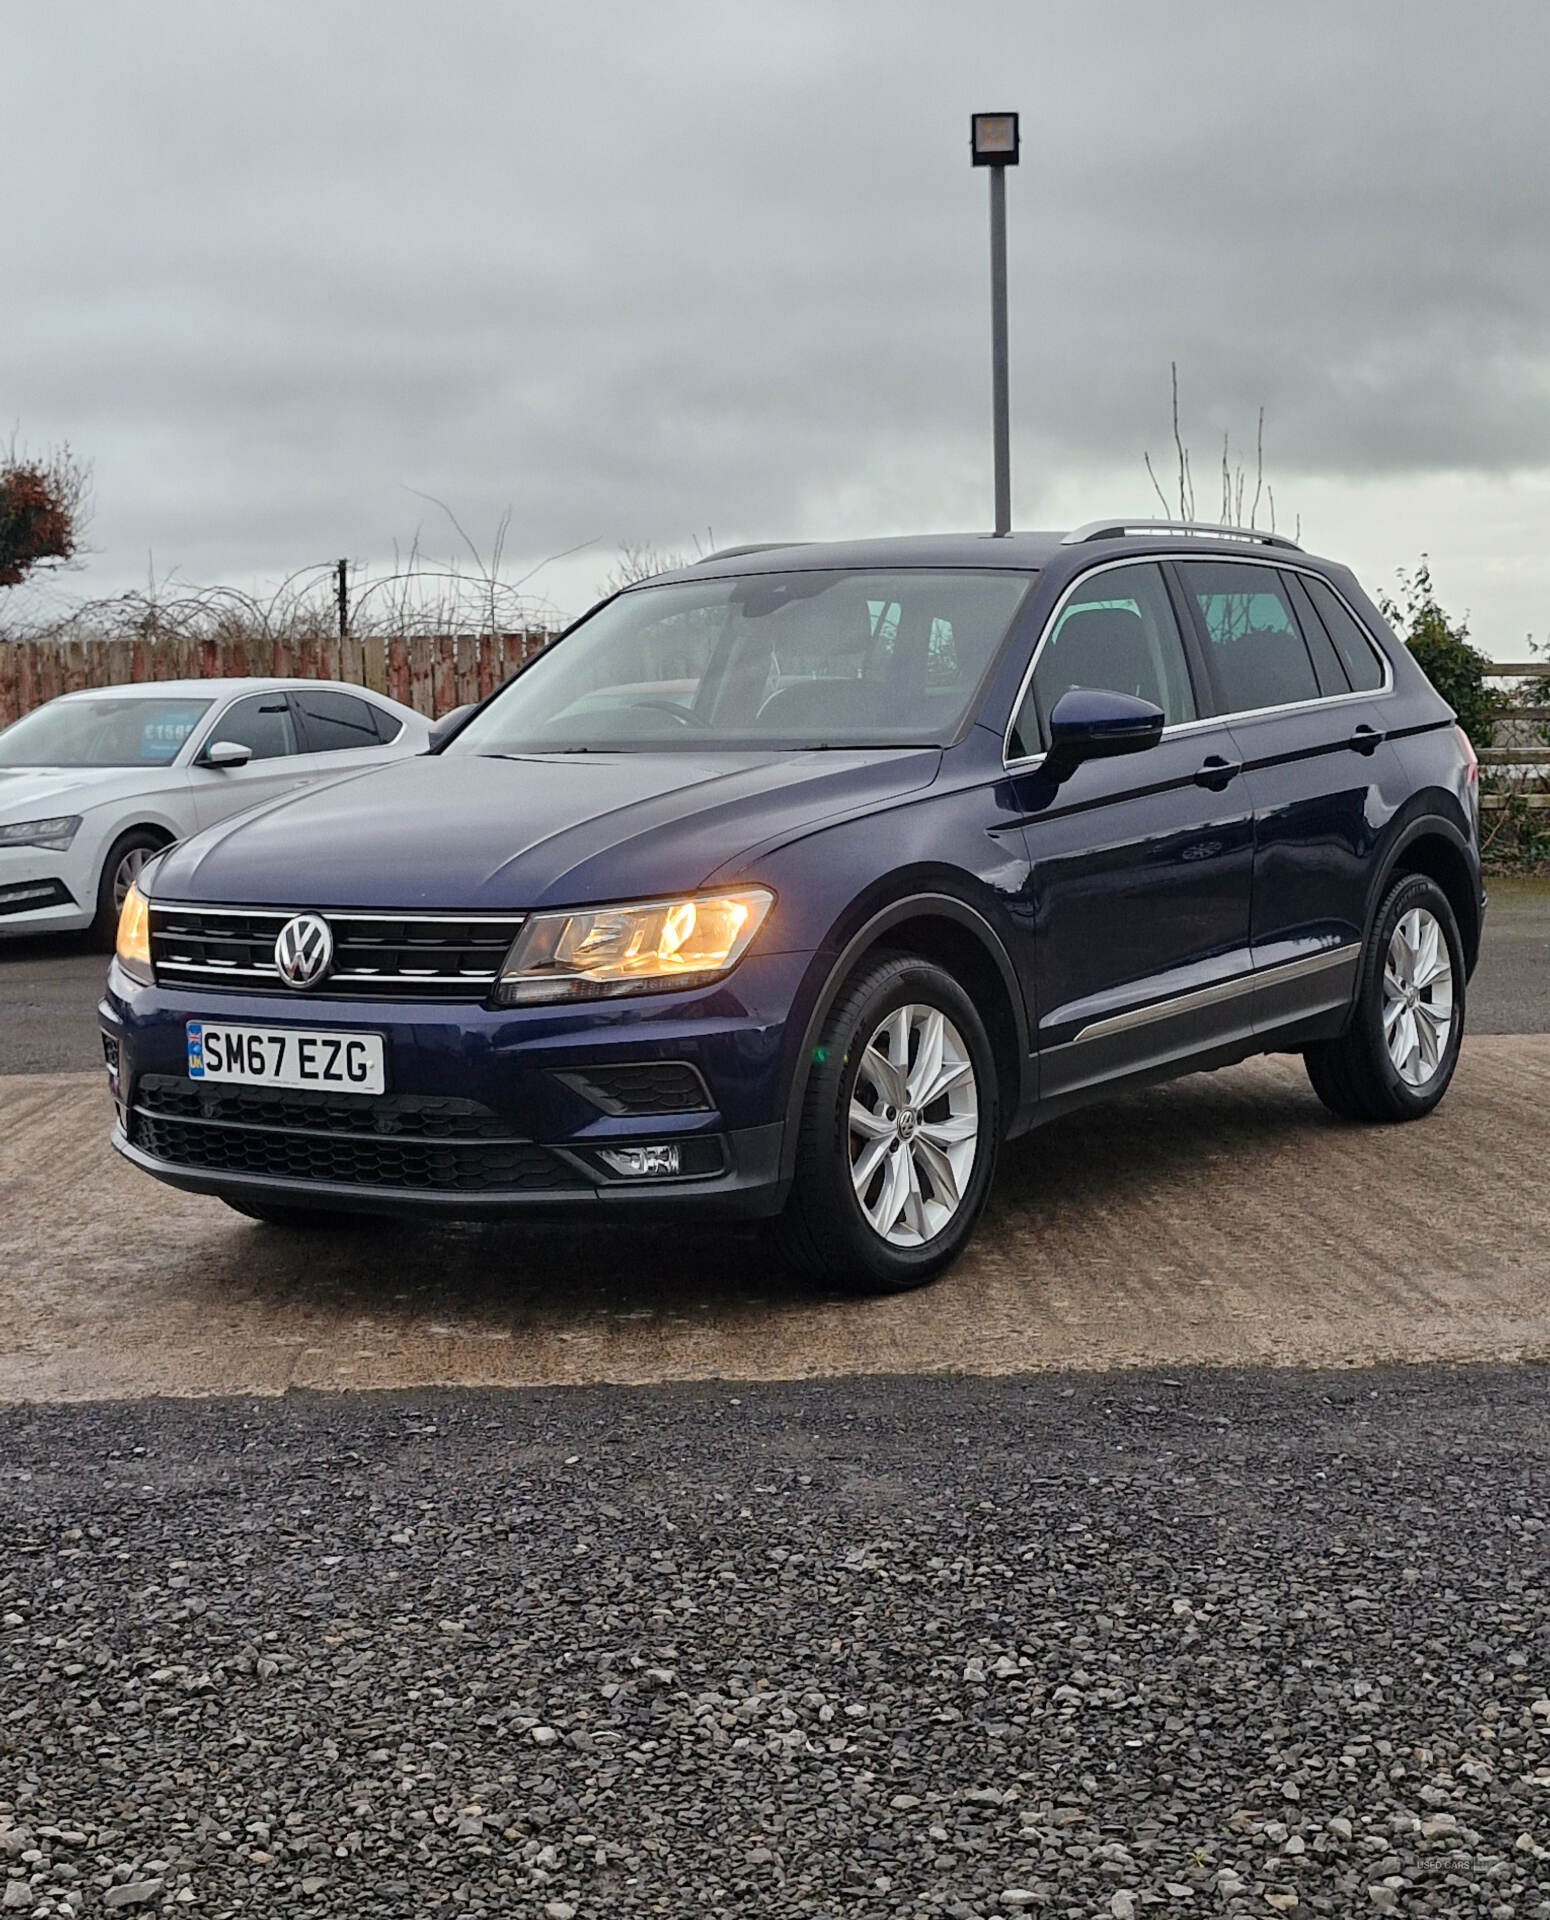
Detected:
left=0, top=678, right=430, bottom=943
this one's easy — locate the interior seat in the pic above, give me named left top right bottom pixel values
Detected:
left=1036, top=605, right=1163, bottom=710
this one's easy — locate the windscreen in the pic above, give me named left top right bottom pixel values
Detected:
left=0, top=695, right=213, bottom=767
left=448, top=569, right=1034, bottom=754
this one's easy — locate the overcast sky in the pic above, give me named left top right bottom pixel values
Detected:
left=6, top=0, right=1550, bottom=650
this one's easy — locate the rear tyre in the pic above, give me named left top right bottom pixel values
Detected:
left=1304, top=873, right=1465, bottom=1123
left=776, top=952, right=1000, bottom=1293
left=93, top=828, right=165, bottom=949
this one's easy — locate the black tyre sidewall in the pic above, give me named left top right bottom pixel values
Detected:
left=1354, top=874, right=1466, bottom=1118
left=93, top=829, right=164, bottom=949
left=791, top=954, right=1000, bottom=1290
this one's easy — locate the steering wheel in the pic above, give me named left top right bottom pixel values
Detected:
left=628, top=700, right=709, bottom=727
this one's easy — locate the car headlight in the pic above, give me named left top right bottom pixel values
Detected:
left=115, top=882, right=153, bottom=985
left=0, top=815, right=81, bottom=851
left=495, top=889, right=774, bottom=1006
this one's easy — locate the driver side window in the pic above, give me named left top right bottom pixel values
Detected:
left=207, top=694, right=299, bottom=762
left=1010, top=562, right=1196, bottom=757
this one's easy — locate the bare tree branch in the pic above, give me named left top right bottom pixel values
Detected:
left=1143, top=452, right=1173, bottom=520
left=1171, top=362, right=1188, bottom=521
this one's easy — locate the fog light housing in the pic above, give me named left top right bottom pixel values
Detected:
left=598, top=1143, right=681, bottom=1178
left=588, top=1136, right=726, bottom=1182
left=0, top=878, right=73, bottom=916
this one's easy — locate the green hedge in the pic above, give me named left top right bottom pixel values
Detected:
left=1380, top=561, right=1494, bottom=748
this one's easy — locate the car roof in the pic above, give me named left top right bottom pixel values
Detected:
left=648, top=526, right=1336, bottom=585
left=656, top=533, right=1065, bottom=582
left=49, top=677, right=412, bottom=707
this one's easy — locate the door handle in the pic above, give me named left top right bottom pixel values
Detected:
left=1194, top=755, right=1242, bottom=790
left=1349, top=723, right=1384, bottom=756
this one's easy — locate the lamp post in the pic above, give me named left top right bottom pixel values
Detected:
left=971, top=112, right=1019, bottom=536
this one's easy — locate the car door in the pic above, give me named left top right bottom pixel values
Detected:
left=189, top=690, right=314, bottom=829
left=1006, top=559, right=1256, bottom=1102
left=1171, top=558, right=1402, bottom=1034
left=288, top=685, right=417, bottom=782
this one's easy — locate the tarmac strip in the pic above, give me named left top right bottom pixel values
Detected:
left=1, top=1037, right=1547, bottom=1404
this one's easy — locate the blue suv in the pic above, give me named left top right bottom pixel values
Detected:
left=104, top=523, right=1483, bottom=1291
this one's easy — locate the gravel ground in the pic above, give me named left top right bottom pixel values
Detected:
left=2, top=1366, right=1549, bottom=1918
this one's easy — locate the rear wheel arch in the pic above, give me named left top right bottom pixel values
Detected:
left=1376, top=817, right=1480, bottom=974
left=780, top=894, right=1029, bottom=1181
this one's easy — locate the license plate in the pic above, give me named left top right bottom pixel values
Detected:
left=186, top=1021, right=386, bottom=1095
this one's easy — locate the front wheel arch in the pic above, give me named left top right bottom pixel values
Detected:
left=92, top=825, right=174, bottom=946
left=778, top=894, right=1029, bottom=1183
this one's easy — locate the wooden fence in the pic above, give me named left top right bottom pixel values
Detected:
left=3, top=636, right=1548, bottom=805
left=1481, top=660, right=1550, bottom=812
left=0, top=629, right=555, bottom=731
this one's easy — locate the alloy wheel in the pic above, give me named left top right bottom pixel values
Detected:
left=1382, top=905, right=1454, bottom=1088
left=113, top=845, right=153, bottom=913
left=848, top=1003, right=980, bottom=1247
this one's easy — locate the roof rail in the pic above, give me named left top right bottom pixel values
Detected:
left=695, top=542, right=793, bottom=564
left=1061, top=519, right=1302, bottom=552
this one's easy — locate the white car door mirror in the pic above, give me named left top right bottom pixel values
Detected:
left=201, top=739, right=253, bottom=769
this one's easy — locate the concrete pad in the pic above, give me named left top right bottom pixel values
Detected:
left=2, top=1038, right=1548, bottom=1403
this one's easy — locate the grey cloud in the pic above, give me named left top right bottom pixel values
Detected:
left=5, top=0, right=1550, bottom=612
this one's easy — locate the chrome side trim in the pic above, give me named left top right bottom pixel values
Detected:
left=1002, top=553, right=1394, bottom=773
left=1071, top=945, right=1356, bottom=1045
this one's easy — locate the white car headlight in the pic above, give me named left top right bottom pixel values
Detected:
left=0, top=815, right=82, bottom=851
left=495, top=889, right=774, bottom=1006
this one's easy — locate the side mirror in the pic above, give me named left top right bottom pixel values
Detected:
left=427, top=703, right=478, bottom=751
left=1043, top=688, right=1165, bottom=784
left=200, top=739, right=253, bottom=769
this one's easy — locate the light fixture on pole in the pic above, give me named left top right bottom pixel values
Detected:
left=971, top=111, right=1019, bottom=536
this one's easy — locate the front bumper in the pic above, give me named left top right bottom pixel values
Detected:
left=108, top=1116, right=785, bottom=1220
left=0, top=845, right=88, bottom=934
left=100, top=949, right=813, bottom=1221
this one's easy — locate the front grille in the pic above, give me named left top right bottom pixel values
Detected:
left=138, top=1075, right=512, bottom=1139
left=130, top=1076, right=584, bottom=1195
left=557, top=1062, right=712, bottom=1116
left=148, top=903, right=523, bottom=999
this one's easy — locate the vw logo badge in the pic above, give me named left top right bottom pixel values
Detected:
left=274, top=913, right=334, bottom=990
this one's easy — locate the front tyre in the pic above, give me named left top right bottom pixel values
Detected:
left=1304, top=873, right=1465, bottom=1122
left=777, top=952, right=1000, bottom=1293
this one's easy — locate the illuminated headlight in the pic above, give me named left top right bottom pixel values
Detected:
left=495, top=889, right=773, bottom=1006
left=115, top=882, right=154, bottom=985
left=0, top=815, right=81, bottom=851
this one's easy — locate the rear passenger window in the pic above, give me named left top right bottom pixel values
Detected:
left=1301, top=576, right=1387, bottom=693
left=1283, top=574, right=1352, bottom=696
left=294, top=688, right=386, bottom=753
left=1012, top=562, right=1196, bottom=756
left=1179, top=562, right=1320, bottom=714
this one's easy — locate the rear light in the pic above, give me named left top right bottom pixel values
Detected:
left=1455, top=724, right=1479, bottom=784
left=1455, top=725, right=1481, bottom=839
